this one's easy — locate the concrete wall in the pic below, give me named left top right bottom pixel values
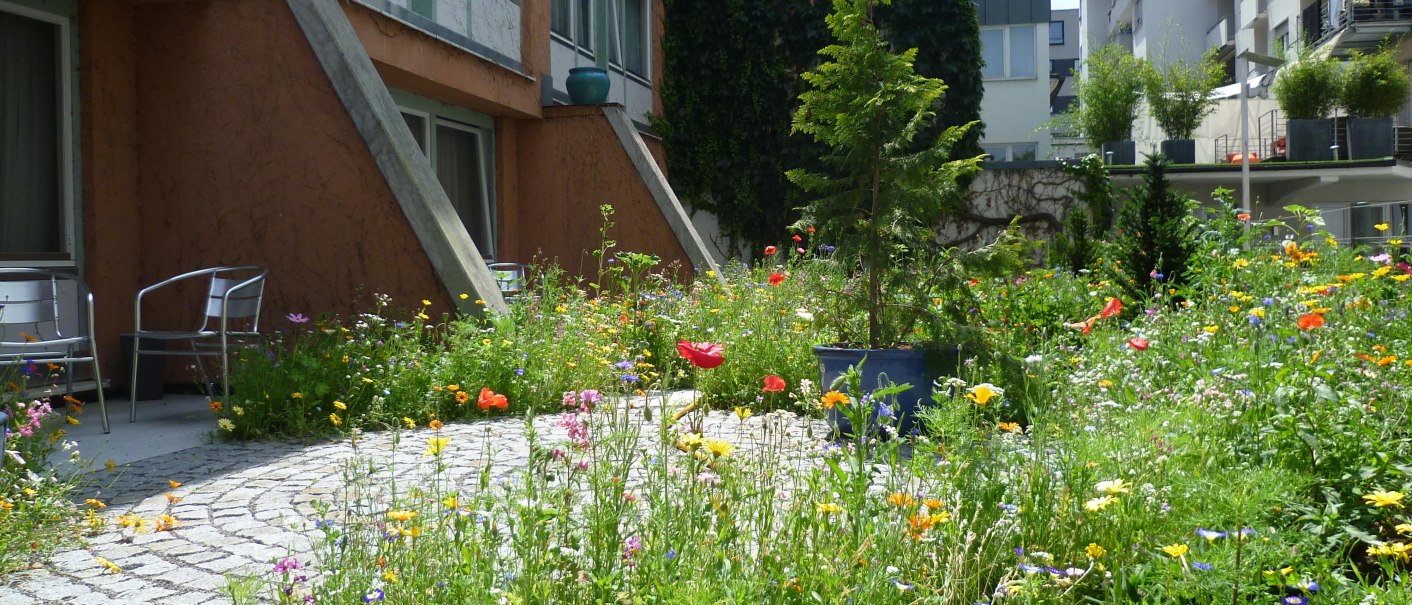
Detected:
left=80, top=0, right=446, bottom=377
left=514, top=105, right=691, bottom=277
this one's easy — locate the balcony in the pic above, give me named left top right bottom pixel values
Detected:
left=353, top=0, right=524, bottom=73
left=1207, top=15, right=1234, bottom=55
left=1311, top=0, right=1412, bottom=56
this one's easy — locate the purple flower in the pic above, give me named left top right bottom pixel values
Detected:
left=614, top=360, right=635, bottom=370
left=514, top=367, right=526, bottom=376
left=272, top=557, right=303, bottom=574
left=1281, top=596, right=1308, bottom=605
left=362, top=588, right=384, bottom=602
left=1192, top=561, right=1213, bottom=571
left=620, top=374, right=639, bottom=383
left=1196, top=528, right=1227, bottom=541
left=286, top=313, right=310, bottom=324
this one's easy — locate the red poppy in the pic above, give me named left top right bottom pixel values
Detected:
left=762, top=375, right=786, bottom=392
left=1237, top=213, right=1251, bottom=221
left=1297, top=313, right=1325, bottom=330
left=1097, top=297, right=1123, bottom=320
left=807, top=227, right=816, bottom=234
left=763, top=245, right=778, bottom=256
left=477, top=388, right=509, bottom=411
left=677, top=340, right=725, bottom=369
left=792, top=234, right=802, bottom=243
left=768, top=272, right=786, bottom=287
left=1128, top=337, right=1150, bottom=351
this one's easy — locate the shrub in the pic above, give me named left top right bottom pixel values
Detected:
left=1144, top=49, right=1226, bottom=140
left=1341, top=43, right=1411, bottom=118
left=1111, top=154, right=1200, bottom=300
left=1065, top=44, right=1146, bottom=145
left=1273, top=46, right=1344, bottom=120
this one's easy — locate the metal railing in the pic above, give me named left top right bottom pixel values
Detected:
left=1314, top=1, right=1412, bottom=46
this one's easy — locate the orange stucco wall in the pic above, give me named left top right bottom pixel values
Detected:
left=80, top=0, right=446, bottom=378
left=513, top=106, right=690, bottom=276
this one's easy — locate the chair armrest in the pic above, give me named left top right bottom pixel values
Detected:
left=134, top=267, right=234, bottom=333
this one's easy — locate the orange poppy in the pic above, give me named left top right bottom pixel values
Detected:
left=477, top=388, right=509, bottom=411
left=1297, top=313, right=1325, bottom=330
left=762, top=375, right=786, bottom=392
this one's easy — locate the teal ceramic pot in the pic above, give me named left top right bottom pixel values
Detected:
left=566, top=67, right=611, bottom=105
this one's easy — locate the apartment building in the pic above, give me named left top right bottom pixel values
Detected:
left=1, top=0, right=715, bottom=379
left=978, top=0, right=1054, bottom=162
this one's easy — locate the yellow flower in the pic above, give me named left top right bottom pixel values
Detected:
left=998, top=421, right=1021, bottom=433
left=1375, top=223, right=1390, bottom=232
left=676, top=432, right=704, bottom=451
left=333, top=400, right=347, bottom=411
left=459, top=293, right=469, bottom=300
left=417, top=312, right=429, bottom=320
left=383, top=570, right=399, bottom=583
left=85, top=498, right=106, bottom=509
left=924, top=498, right=945, bottom=510
left=1233, top=258, right=1250, bottom=268
left=816, top=502, right=843, bottom=514
left=702, top=439, right=735, bottom=458
left=1203, top=325, right=1219, bottom=334
left=441, top=496, right=459, bottom=509
left=1392, top=239, right=1405, bottom=246
left=1095, top=479, right=1131, bottom=495
left=232, top=405, right=244, bottom=416
left=217, top=418, right=235, bottom=432
left=291, top=392, right=303, bottom=399
left=1250, top=308, right=1266, bottom=319
left=429, top=419, right=444, bottom=430
left=329, top=413, right=343, bottom=426
left=1097, top=379, right=1115, bottom=389
left=446, top=384, right=460, bottom=392
left=966, top=383, right=1002, bottom=406
left=421, top=299, right=432, bottom=306
left=1162, top=543, right=1189, bottom=558
left=734, top=406, right=753, bottom=420
left=820, top=391, right=850, bottom=409
left=95, top=557, right=122, bottom=574
left=387, top=510, right=418, bottom=522
left=1396, top=274, right=1412, bottom=283
left=1396, top=523, right=1412, bottom=535
left=424, top=436, right=450, bottom=456
left=1084, top=495, right=1117, bottom=512
left=1364, top=490, right=1406, bottom=508
left=1085, top=543, right=1107, bottom=559
left=155, top=514, right=178, bottom=532
left=402, top=417, right=416, bottom=429
left=65, top=415, right=79, bottom=425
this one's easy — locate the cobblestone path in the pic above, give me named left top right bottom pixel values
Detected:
left=1, top=394, right=827, bottom=604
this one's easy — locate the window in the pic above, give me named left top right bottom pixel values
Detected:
left=578, top=0, right=593, bottom=52
left=551, top=0, right=571, bottom=36
left=0, top=4, right=72, bottom=263
left=1049, top=20, right=1064, bottom=45
left=982, top=143, right=1039, bottom=162
left=607, top=0, right=647, bottom=77
left=397, top=100, right=497, bottom=259
left=980, top=25, right=1037, bottom=79
left=408, top=0, right=434, bottom=20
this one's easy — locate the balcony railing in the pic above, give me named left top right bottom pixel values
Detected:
left=1207, top=16, right=1234, bottom=49
left=1312, top=0, right=1412, bottom=49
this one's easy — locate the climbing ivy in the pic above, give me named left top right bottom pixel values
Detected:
left=657, top=0, right=983, bottom=251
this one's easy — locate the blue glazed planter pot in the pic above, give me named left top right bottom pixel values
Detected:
left=813, top=345, right=948, bottom=437
left=566, top=67, right=611, bottom=105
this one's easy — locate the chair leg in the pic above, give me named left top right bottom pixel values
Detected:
left=191, top=341, right=213, bottom=402
left=221, top=336, right=231, bottom=404
left=130, top=338, right=141, bottom=423
left=93, top=357, right=109, bottom=435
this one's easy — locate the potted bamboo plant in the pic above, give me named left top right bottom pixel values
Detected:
left=789, top=0, right=1021, bottom=435
left=1341, top=43, right=1409, bottom=159
left=1065, top=44, right=1145, bottom=165
left=1143, top=49, right=1226, bottom=164
left=1272, top=46, right=1344, bottom=161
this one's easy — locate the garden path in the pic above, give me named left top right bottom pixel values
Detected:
left=0, top=392, right=827, bottom=604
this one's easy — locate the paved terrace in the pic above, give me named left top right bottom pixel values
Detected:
left=0, top=393, right=827, bottom=604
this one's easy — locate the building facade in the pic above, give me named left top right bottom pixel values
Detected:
left=0, top=0, right=716, bottom=384
left=977, top=0, right=1054, bottom=162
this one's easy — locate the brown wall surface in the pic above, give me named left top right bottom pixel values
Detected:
left=346, top=2, right=543, bottom=120
left=81, top=0, right=447, bottom=378
left=513, top=106, right=691, bottom=276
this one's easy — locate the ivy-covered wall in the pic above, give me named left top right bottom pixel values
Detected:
left=657, top=0, right=984, bottom=252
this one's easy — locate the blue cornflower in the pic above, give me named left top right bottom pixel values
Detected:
left=1263, top=297, right=1275, bottom=306
left=515, top=367, right=526, bottom=376
left=614, top=360, right=635, bottom=370
left=313, top=519, right=335, bottom=529
left=876, top=402, right=894, bottom=420
left=1193, top=562, right=1213, bottom=571
left=1018, top=564, right=1043, bottom=573
left=620, top=374, right=639, bottom=383
left=1195, top=527, right=1227, bottom=541
left=666, top=548, right=677, bottom=560
left=1297, top=579, right=1320, bottom=593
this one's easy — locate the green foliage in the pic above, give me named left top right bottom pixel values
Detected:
left=1065, top=44, right=1146, bottom=145
left=1052, top=154, right=1118, bottom=274
left=1273, top=46, right=1345, bottom=120
left=1341, top=43, right=1411, bottom=118
left=1143, top=49, right=1227, bottom=140
left=787, top=0, right=982, bottom=349
left=656, top=0, right=984, bottom=251
left=0, top=393, right=89, bottom=573
left=1111, top=154, right=1200, bottom=301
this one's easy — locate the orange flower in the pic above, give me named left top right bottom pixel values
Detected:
left=761, top=375, right=786, bottom=393
left=209, top=401, right=223, bottom=414
left=477, top=388, right=509, bottom=411
left=454, top=390, right=470, bottom=404
left=820, top=391, right=850, bottom=409
left=1297, top=313, right=1326, bottom=330
left=768, top=272, right=786, bottom=287
left=887, top=492, right=916, bottom=507
left=1237, top=213, right=1251, bottom=221
left=429, top=419, right=444, bottom=430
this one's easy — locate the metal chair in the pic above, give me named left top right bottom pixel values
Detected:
left=130, top=266, right=266, bottom=421
left=0, top=269, right=109, bottom=433
left=487, top=262, right=529, bottom=302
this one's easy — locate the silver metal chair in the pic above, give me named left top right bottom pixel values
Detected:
left=487, top=262, right=528, bottom=302
left=130, top=266, right=266, bottom=421
left=0, top=269, right=109, bottom=433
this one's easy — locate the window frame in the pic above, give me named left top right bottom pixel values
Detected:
left=393, top=91, right=499, bottom=260
left=0, top=1, right=77, bottom=268
left=1049, top=20, right=1064, bottom=45
left=980, top=24, right=1038, bottom=81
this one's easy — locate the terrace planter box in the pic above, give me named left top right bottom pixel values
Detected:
left=1287, top=118, right=1333, bottom=161
left=1159, top=139, right=1197, bottom=164
left=1348, top=116, right=1395, bottom=160
left=1102, top=140, right=1137, bottom=165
